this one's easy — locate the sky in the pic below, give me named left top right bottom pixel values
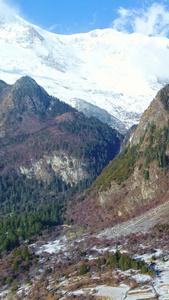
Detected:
left=2, top=0, right=169, bottom=37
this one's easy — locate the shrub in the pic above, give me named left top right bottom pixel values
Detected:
left=79, top=263, right=88, bottom=275
left=144, top=170, right=149, bottom=180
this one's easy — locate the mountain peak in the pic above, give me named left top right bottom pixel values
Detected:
left=0, top=13, right=169, bottom=131
left=14, top=76, right=43, bottom=91
left=0, top=75, right=121, bottom=188
left=0, top=77, right=76, bottom=138
left=15, top=75, right=37, bottom=86
left=13, top=75, right=48, bottom=96
left=0, top=1, right=19, bottom=25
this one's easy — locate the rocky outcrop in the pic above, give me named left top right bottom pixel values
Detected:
left=131, top=86, right=169, bottom=146
left=20, top=152, right=87, bottom=184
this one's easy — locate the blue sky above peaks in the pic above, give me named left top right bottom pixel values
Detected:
left=2, top=0, right=169, bottom=37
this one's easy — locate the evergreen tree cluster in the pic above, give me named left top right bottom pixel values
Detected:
left=0, top=171, right=86, bottom=252
left=106, top=251, right=149, bottom=274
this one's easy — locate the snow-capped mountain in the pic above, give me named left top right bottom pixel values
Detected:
left=0, top=13, right=169, bottom=132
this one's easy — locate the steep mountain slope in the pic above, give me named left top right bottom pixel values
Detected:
left=67, top=84, right=169, bottom=229
left=0, top=13, right=169, bottom=131
left=0, top=76, right=121, bottom=251
left=0, top=76, right=121, bottom=179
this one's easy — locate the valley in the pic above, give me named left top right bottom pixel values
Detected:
left=1, top=5, right=169, bottom=299
left=1, top=77, right=169, bottom=299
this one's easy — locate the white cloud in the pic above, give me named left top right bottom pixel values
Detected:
left=112, top=3, right=169, bottom=37
left=48, top=24, right=62, bottom=32
left=89, top=13, right=97, bottom=26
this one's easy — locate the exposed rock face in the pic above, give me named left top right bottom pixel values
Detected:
left=20, top=152, right=87, bottom=184
left=46, top=154, right=87, bottom=183
left=131, top=91, right=168, bottom=146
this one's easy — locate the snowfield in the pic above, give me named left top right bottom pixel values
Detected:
left=94, top=284, right=130, bottom=300
left=0, top=14, right=169, bottom=131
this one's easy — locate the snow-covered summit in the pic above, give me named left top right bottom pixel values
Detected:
left=0, top=14, right=169, bottom=132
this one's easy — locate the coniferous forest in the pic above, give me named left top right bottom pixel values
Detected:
left=0, top=77, right=122, bottom=253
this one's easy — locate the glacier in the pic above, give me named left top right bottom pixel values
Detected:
left=0, top=13, right=169, bottom=132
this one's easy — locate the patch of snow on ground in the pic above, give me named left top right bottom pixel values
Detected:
left=0, top=289, right=9, bottom=298
left=36, top=236, right=67, bottom=254
left=92, top=245, right=109, bottom=253
left=134, top=249, right=169, bottom=299
left=17, top=285, right=31, bottom=297
left=68, top=284, right=130, bottom=300
left=154, top=249, right=163, bottom=257
left=72, top=289, right=86, bottom=296
left=132, top=273, right=151, bottom=283
left=153, top=259, right=169, bottom=300
left=126, top=286, right=156, bottom=299
left=94, top=284, right=130, bottom=300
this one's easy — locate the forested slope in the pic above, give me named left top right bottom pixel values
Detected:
left=0, top=76, right=122, bottom=252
